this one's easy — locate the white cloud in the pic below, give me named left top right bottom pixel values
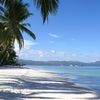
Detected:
left=14, top=39, right=38, bottom=52
left=14, top=40, right=100, bottom=62
left=48, top=33, right=60, bottom=38
left=16, top=49, right=100, bottom=62
left=51, top=50, right=56, bottom=53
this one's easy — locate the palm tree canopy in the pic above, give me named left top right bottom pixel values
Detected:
left=0, top=0, right=59, bottom=65
left=0, top=0, right=36, bottom=49
left=34, top=0, right=59, bottom=23
left=0, top=0, right=59, bottom=23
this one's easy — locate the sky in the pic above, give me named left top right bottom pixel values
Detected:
left=15, top=0, right=100, bottom=62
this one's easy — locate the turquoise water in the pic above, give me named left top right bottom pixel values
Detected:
left=26, top=65, right=100, bottom=92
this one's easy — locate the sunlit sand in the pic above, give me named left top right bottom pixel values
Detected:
left=0, top=68, right=99, bottom=100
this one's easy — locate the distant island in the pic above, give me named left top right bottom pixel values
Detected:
left=19, top=60, right=100, bottom=66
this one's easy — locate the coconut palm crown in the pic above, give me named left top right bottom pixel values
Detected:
left=0, top=0, right=59, bottom=23
left=34, top=0, right=59, bottom=23
left=0, top=0, right=36, bottom=49
left=0, top=0, right=59, bottom=65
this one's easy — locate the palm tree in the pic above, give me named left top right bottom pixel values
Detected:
left=0, top=0, right=36, bottom=49
left=0, top=43, right=17, bottom=65
left=0, top=0, right=59, bottom=47
left=34, top=0, right=59, bottom=23
left=0, top=0, right=59, bottom=23
left=0, top=0, right=36, bottom=64
left=0, top=0, right=59, bottom=65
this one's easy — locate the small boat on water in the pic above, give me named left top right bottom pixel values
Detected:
left=69, top=64, right=73, bottom=67
left=69, top=64, right=78, bottom=67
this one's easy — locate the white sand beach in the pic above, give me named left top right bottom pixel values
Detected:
left=0, top=68, right=99, bottom=100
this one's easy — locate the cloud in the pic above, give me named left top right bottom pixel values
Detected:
left=51, top=50, right=56, bottom=53
left=16, top=49, right=100, bottom=62
left=48, top=33, right=60, bottom=38
left=14, top=39, right=38, bottom=52
left=14, top=40, right=100, bottom=62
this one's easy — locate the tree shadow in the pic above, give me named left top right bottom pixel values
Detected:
left=0, top=75, right=99, bottom=100
left=0, top=91, right=55, bottom=100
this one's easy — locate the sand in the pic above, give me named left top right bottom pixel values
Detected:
left=0, top=68, right=99, bottom=100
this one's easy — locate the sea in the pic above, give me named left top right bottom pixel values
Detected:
left=25, top=65, right=100, bottom=93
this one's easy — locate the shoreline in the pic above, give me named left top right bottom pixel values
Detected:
left=0, top=67, right=99, bottom=99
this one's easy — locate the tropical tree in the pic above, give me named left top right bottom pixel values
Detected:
left=34, top=0, right=59, bottom=23
left=0, top=0, right=36, bottom=49
left=0, top=0, right=59, bottom=65
left=0, top=0, right=36, bottom=65
left=0, top=23, right=17, bottom=65
left=0, top=44, right=17, bottom=65
left=0, top=0, right=59, bottom=23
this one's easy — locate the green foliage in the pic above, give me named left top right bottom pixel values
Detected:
left=0, top=0, right=36, bottom=65
left=0, top=0, right=59, bottom=23
left=34, top=0, right=59, bottom=23
left=0, top=0, right=59, bottom=65
left=0, top=0, right=36, bottom=49
left=0, top=44, right=17, bottom=65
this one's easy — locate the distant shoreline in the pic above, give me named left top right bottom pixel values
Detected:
left=19, top=60, right=100, bottom=66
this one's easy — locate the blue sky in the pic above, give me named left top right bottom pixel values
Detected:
left=15, top=0, right=100, bottom=62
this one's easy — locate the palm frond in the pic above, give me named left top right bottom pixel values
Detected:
left=21, top=23, right=31, bottom=27
left=13, top=28, right=24, bottom=49
left=34, top=0, right=59, bottom=23
left=19, top=24, right=36, bottom=40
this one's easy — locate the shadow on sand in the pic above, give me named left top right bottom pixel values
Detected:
left=0, top=75, right=100, bottom=100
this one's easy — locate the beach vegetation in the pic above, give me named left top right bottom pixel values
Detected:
left=0, top=0, right=59, bottom=65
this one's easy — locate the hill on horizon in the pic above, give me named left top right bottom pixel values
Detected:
left=19, top=59, right=100, bottom=66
